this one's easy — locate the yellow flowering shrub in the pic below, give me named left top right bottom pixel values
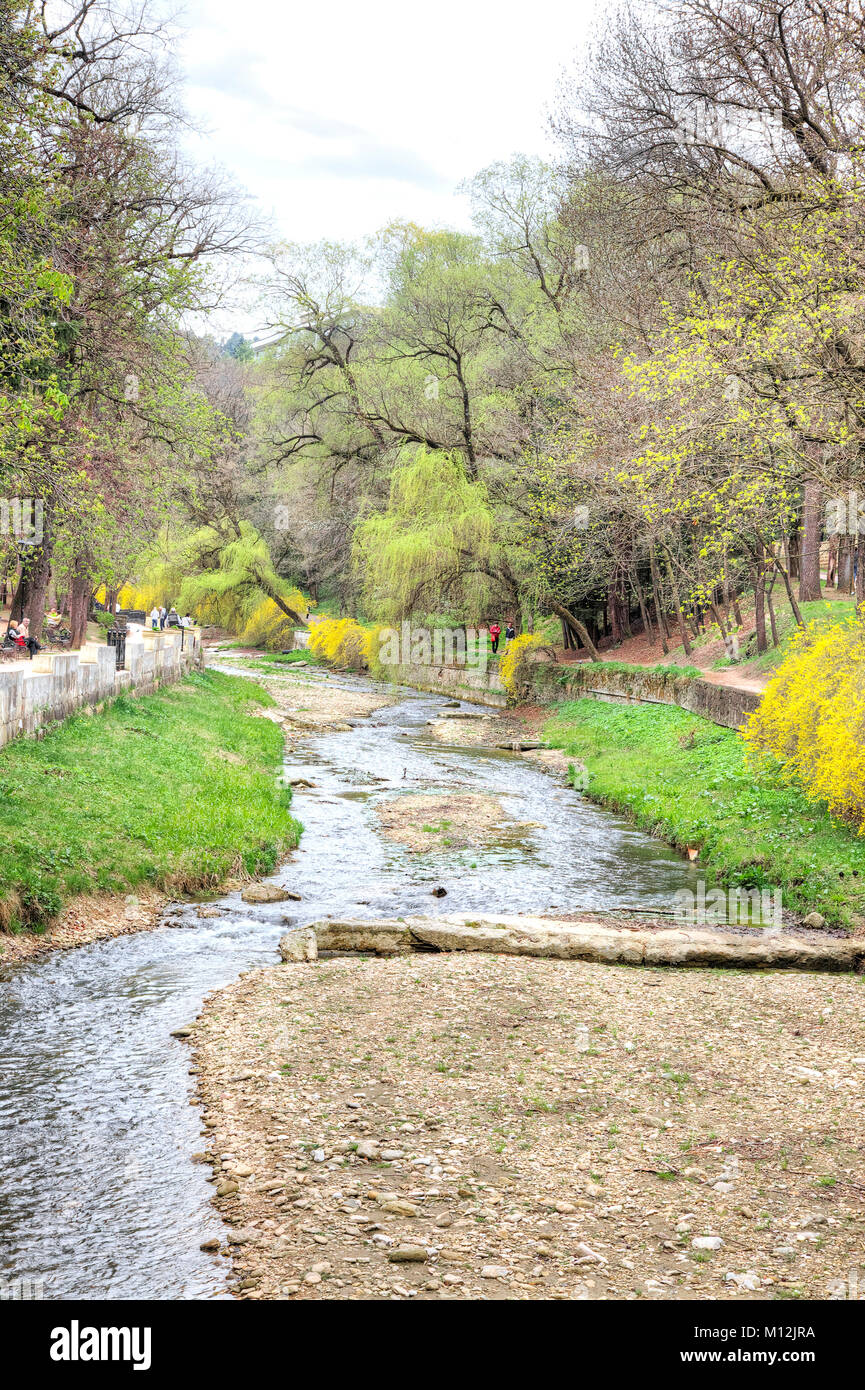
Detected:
left=500, top=632, right=543, bottom=701
left=742, top=612, right=865, bottom=831
left=308, top=616, right=369, bottom=669
left=239, top=596, right=309, bottom=651
left=363, top=625, right=390, bottom=679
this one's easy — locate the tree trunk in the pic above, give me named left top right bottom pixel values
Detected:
left=68, top=556, right=92, bottom=649
left=24, top=550, right=53, bottom=642
left=826, top=534, right=839, bottom=588
left=259, top=574, right=306, bottom=627
left=799, top=479, right=823, bottom=602
left=10, top=497, right=55, bottom=638
left=10, top=569, right=30, bottom=622
left=649, top=547, right=670, bottom=653
left=548, top=599, right=601, bottom=661
left=752, top=564, right=768, bottom=653
left=632, top=571, right=652, bottom=639
left=662, top=548, right=692, bottom=656
left=837, top=535, right=854, bottom=594
left=769, top=548, right=805, bottom=627
left=606, top=567, right=630, bottom=644
left=857, top=537, right=865, bottom=605
left=766, top=572, right=779, bottom=647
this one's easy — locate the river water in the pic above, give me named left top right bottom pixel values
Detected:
left=0, top=668, right=695, bottom=1299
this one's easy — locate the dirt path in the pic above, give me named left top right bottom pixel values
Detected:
left=191, top=951, right=865, bottom=1301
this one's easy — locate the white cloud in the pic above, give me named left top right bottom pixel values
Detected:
left=179, top=0, right=598, bottom=245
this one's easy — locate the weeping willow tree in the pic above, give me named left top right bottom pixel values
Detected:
left=353, top=449, right=509, bottom=623
left=140, top=521, right=308, bottom=637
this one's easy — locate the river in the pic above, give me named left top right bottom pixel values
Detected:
left=0, top=669, right=695, bottom=1299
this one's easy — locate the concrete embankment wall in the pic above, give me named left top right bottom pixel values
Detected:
left=293, top=627, right=759, bottom=727
left=0, top=629, right=202, bottom=750
left=372, top=657, right=759, bottom=728
left=381, top=661, right=508, bottom=708
left=523, top=662, right=761, bottom=730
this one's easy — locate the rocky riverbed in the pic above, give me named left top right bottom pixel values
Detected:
left=191, top=948, right=865, bottom=1301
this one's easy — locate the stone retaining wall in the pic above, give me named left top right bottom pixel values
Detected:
left=293, top=630, right=759, bottom=728
left=523, top=661, right=761, bottom=730
left=0, top=628, right=202, bottom=750
left=381, top=660, right=507, bottom=707
left=372, top=657, right=759, bottom=728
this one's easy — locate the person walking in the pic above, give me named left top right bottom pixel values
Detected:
left=149, top=606, right=160, bottom=631
left=505, top=620, right=516, bottom=649
left=166, top=607, right=180, bottom=628
left=489, top=620, right=502, bottom=655
left=159, top=605, right=166, bottom=629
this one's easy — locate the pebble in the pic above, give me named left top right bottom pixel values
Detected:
left=574, top=1242, right=606, bottom=1264
left=379, top=1199, right=419, bottom=1217
left=387, top=1246, right=428, bottom=1263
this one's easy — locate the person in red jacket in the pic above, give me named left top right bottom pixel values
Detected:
left=489, top=620, right=501, bottom=654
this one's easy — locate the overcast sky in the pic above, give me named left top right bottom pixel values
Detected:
left=179, top=0, right=598, bottom=252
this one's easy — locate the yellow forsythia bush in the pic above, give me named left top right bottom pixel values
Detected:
left=499, top=632, right=543, bottom=701
left=742, top=612, right=865, bottom=830
left=363, top=625, right=390, bottom=679
left=240, top=595, right=309, bottom=651
left=308, top=616, right=369, bottom=669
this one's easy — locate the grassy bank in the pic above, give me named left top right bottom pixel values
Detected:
left=0, top=669, right=300, bottom=933
left=543, top=699, right=865, bottom=927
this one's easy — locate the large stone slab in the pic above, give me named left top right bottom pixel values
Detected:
left=310, top=913, right=865, bottom=972
left=279, top=929, right=318, bottom=963
left=313, top=919, right=414, bottom=954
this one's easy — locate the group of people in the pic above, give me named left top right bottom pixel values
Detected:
left=149, top=606, right=192, bottom=631
left=3, top=617, right=40, bottom=657
left=488, top=620, right=516, bottom=655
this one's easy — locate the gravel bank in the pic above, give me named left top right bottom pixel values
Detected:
left=192, top=951, right=865, bottom=1301
left=0, top=889, right=167, bottom=968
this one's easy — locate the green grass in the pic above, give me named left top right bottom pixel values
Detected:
left=740, top=598, right=856, bottom=674
left=586, top=660, right=701, bottom=680
left=544, top=699, right=865, bottom=927
left=0, top=669, right=300, bottom=934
